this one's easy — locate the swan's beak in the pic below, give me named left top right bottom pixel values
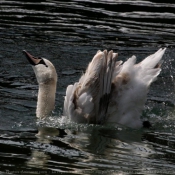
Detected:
left=23, top=50, right=41, bottom=66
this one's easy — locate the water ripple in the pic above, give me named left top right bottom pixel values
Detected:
left=1, top=0, right=175, bottom=174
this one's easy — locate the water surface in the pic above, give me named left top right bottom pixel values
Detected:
left=1, top=0, right=175, bottom=174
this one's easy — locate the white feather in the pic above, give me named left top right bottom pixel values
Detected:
left=63, top=48, right=166, bottom=128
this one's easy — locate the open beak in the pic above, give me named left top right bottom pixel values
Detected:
left=23, top=50, right=41, bottom=66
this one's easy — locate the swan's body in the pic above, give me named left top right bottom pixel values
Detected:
left=23, top=48, right=166, bottom=128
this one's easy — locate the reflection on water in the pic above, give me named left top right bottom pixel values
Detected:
left=23, top=126, right=150, bottom=174
left=27, top=127, right=59, bottom=169
left=21, top=124, right=175, bottom=174
left=1, top=0, right=175, bottom=174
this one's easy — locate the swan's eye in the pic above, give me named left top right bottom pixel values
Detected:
left=38, top=59, right=48, bottom=67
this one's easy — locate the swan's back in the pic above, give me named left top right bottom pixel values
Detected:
left=63, top=48, right=166, bottom=128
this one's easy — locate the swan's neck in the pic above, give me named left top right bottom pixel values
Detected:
left=36, top=80, right=57, bottom=119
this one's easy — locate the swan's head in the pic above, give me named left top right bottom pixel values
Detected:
left=23, top=50, right=57, bottom=84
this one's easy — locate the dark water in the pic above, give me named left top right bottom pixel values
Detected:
left=1, top=0, right=175, bottom=174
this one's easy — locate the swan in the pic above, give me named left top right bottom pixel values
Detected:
left=23, top=48, right=166, bottom=128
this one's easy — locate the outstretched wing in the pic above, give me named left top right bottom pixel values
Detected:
left=106, top=48, right=166, bottom=128
left=63, top=50, right=119, bottom=124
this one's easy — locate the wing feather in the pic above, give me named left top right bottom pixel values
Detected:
left=64, top=50, right=118, bottom=123
left=63, top=48, right=166, bottom=128
left=106, top=48, right=166, bottom=128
